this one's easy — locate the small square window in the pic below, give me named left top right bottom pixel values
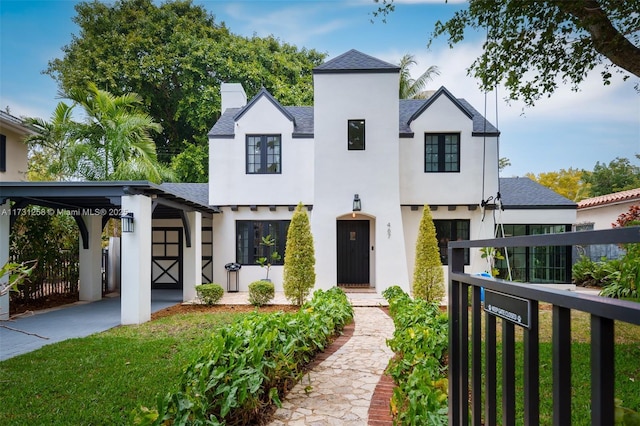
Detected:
left=348, top=120, right=365, bottom=150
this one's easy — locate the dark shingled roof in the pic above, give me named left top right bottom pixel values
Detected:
left=159, top=183, right=211, bottom=208
left=313, top=49, right=400, bottom=74
left=499, top=177, right=576, bottom=209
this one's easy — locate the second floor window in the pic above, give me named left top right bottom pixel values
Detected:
left=247, top=135, right=281, bottom=174
left=348, top=120, right=365, bottom=150
left=425, top=133, right=460, bottom=172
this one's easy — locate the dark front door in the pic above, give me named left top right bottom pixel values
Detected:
left=337, top=220, right=370, bottom=285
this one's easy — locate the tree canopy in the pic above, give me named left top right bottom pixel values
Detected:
left=582, top=156, right=640, bottom=197
left=526, top=156, right=640, bottom=201
left=375, top=0, right=640, bottom=106
left=26, top=83, right=167, bottom=183
left=45, top=0, right=325, bottom=163
left=525, top=168, right=589, bottom=202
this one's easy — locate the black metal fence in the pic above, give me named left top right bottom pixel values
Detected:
left=9, top=251, right=79, bottom=302
left=448, top=227, right=640, bottom=426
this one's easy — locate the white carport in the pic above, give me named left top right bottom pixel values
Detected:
left=0, top=181, right=218, bottom=324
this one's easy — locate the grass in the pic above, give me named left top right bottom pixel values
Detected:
left=479, top=305, right=640, bottom=425
left=0, top=311, right=252, bottom=425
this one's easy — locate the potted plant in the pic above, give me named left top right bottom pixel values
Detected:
left=256, top=234, right=281, bottom=281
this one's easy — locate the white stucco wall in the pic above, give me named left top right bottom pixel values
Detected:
left=209, top=96, right=314, bottom=207
left=211, top=206, right=300, bottom=292
left=312, top=71, right=409, bottom=293
left=399, top=94, right=499, bottom=206
left=0, top=126, right=29, bottom=182
left=576, top=201, right=637, bottom=230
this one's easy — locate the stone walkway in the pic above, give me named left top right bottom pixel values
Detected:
left=268, top=307, right=395, bottom=426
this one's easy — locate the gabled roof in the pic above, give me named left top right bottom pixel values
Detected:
left=0, top=110, right=38, bottom=136
left=233, top=87, right=296, bottom=124
left=209, top=105, right=313, bottom=139
left=313, top=49, right=400, bottom=74
left=499, top=177, right=576, bottom=209
left=578, top=188, right=640, bottom=209
left=399, top=88, right=499, bottom=137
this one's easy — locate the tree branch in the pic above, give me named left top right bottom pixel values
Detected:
left=555, top=0, right=640, bottom=78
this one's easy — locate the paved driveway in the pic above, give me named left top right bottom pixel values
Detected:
left=0, top=289, right=181, bottom=361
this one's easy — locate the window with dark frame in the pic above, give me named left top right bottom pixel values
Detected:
left=434, top=219, right=470, bottom=265
left=425, top=133, right=460, bottom=172
left=348, top=119, right=365, bottom=150
left=246, top=135, right=281, bottom=174
left=0, top=134, right=6, bottom=172
left=495, top=224, right=571, bottom=283
left=236, top=220, right=290, bottom=265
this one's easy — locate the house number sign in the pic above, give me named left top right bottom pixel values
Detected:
left=484, top=290, right=531, bottom=329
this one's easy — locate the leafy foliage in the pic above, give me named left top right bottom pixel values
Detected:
left=583, top=156, right=640, bottom=197
left=398, top=53, right=440, bottom=99
left=382, top=286, right=449, bottom=425
left=248, top=280, right=275, bottom=307
left=46, top=0, right=325, bottom=162
left=525, top=168, right=590, bottom=201
left=195, top=283, right=224, bottom=306
left=256, top=234, right=282, bottom=281
left=283, top=203, right=316, bottom=306
left=9, top=207, right=79, bottom=301
left=572, top=255, right=620, bottom=287
left=170, top=142, right=208, bottom=183
left=614, top=204, right=640, bottom=228
left=425, top=0, right=640, bottom=106
left=412, top=204, right=445, bottom=302
left=0, top=261, right=35, bottom=297
left=133, top=287, right=353, bottom=425
left=26, top=83, right=168, bottom=183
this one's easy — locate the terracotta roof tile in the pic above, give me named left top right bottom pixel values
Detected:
left=577, top=188, right=640, bottom=209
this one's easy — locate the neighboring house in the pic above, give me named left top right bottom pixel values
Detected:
left=0, top=110, right=33, bottom=182
left=208, top=49, right=577, bottom=295
left=574, top=188, right=640, bottom=260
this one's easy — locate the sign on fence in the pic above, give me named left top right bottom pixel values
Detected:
left=484, top=290, right=531, bottom=329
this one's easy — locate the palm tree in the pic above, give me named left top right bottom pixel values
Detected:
left=398, top=54, right=440, bottom=99
left=23, top=102, right=77, bottom=181
left=65, top=83, right=167, bottom=182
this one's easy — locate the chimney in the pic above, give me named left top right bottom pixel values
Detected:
left=221, top=83, right=247, bottom=113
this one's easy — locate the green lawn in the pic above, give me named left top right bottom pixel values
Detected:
left=0, top=311, right=252, bottom=425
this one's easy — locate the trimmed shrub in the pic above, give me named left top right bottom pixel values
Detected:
left=412, top=204, right=445, bottom=302
left=248, top=280, right=275, bottom=307
left=283, top=202, right=316, bottom=305
left=133, top=287, right=353, bottom=425
left=195, top=283, right=224, bottom=305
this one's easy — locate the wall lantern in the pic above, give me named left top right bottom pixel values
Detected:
left=352, top=194, right=361, bottom=217
left=121, top=212, right=134, bottom=233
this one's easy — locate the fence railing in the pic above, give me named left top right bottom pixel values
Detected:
left=9, top=251, right=79, bottom=302
left=448, top=227, right=640, bottom=426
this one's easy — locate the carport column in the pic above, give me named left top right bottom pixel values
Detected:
left=0, top=200, right=10, bottom=320
left=183, top=211, right=202, bottom=302
left=120, top=194, right=152, bottom=325
left=79, top=214, right=103, bottom=302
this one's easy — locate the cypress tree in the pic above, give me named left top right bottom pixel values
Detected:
left=283, top=203, right=316, bottom=305
left=413, top=204, right=445, bottom=302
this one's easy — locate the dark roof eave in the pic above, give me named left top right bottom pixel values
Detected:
left=472, top=131, right=501, bottom=137
left=400, top=132, right=414, bottom=138
left=209, top=133, right=234, bottom=139
left=502, top=205, right=578, bottom=210
left=313, top=68, right=400, bottom=74
left=292, top=133, right=314, bottom=139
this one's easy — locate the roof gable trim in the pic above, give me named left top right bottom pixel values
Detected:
left=407, top=86, right=474, bottom=126
left=233, top=88, right=296, bottom=125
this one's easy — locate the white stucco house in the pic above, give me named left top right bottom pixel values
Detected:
left=0, top=110, right=32, bottom=182
left=207, top=49, right=576, bottom=295
left=0, top=49, right=577, bottom=324
left=574, top=188, right=640, bottom=260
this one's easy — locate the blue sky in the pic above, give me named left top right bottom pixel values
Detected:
left=1, top=0, right=639, bottom=177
